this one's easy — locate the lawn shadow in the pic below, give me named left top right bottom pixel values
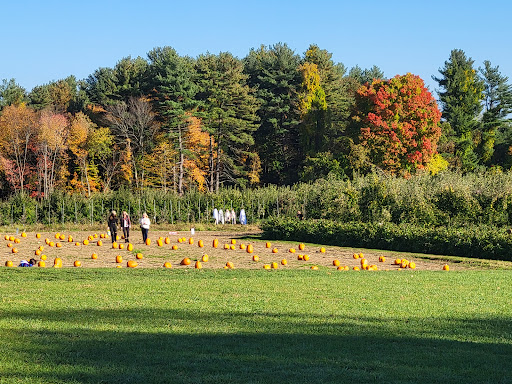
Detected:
left=0, top=308, right=511, bottom=384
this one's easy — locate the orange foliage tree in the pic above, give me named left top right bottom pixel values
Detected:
left=350, top=73, right=442, bottom=175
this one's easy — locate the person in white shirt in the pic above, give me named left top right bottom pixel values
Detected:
left=122, top=211, right=131, bottom=243
left=140, top=212, right=150, bottom=243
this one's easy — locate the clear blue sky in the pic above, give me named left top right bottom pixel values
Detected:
left=2, top=0, right=511, bottom=96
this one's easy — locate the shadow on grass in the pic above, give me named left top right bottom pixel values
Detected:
left=0, top=308, right=511, bottom=384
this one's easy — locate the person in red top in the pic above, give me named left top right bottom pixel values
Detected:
left=122, top=211, right=131, bottom=243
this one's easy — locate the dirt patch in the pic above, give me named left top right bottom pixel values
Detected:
left=0, top=229, right=460, bottom=271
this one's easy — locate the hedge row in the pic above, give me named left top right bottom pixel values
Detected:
left=261, top=218, right=512, bottom=261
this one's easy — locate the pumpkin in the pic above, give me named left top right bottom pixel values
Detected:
left=164, top=237, right=171, bottom=244
left=188, top=238, right=194, bottom=245
left=297, top=254, right=303, bottom=260
left=303, top=255, right=310, bottom=261
left=246, top=244, right=254, bottom=253
left=119, top=243, right=124, bottom=250
left=4, top=235, right=8, bottom=240
left=56, top=242, right=62, bottom=248
left=271, top=262, right=279, bottom=269
left=252, top=255, right=259, bottom=262
left=35, top=249, right=41, bottom=256
left=41, top=254, right=47, bottom=261
left=127, top=260, right=138, bottom=268
left=226, top=261, right=234, bottom=269
left=83, top=239, right=89, bottom=245
left=263, top=264, right=271, bottom=270
left=198, top=240, right=204, bottom=248
left=75, top=242, right=81, bottom=246
left=230, top=239, right=236, bottom=245
left=157, top=239, right=163, bottom=247
left=39, top=245, right=44, bottom=251
left=6, top=243, right=12, bottom=248
left=112, top=242, right=118, bottom=249
left=333, top=259, right=340, bottom=267
left=21, top=232, right=27, bottom=238
left=49, top=241, right=55, bottom=247
left=201, top=254, right=209, bottom=262
left=281, top=259, right=287, bottom=266
left=163, top=261, right=172, bottom=268
left=195, top=261, right=202, bottom=269
left=212, top=239, right=219, bottom=248
left=298, top=243, right=305, bottom=251
left=97, top=240, right=103, bottom=246
left=353, top=266, right=360, bottom=271
left=14, top=238, right=20, bottom=244
left=443, top=264, right=450, bottom=271
left=337, top=266, right=346, bottom=271
left=74, top=260, right=81, bottom=267
left=181, top=257, right=191, bottom=266
left=145, top=238, right=151, bottom=246
left=55, top=233, right=60, bottom=239
left=127, top=243, right=133, bottom=251
left=378, top=256, right=386, bottom=262
left=59, top=234, right=65, bottom=241
left=230, top=245, right=235, bottom=250
left=5, top=260, right=13, bottom=267
left=38, top=261, right=46, bottom=267
left=91, top=253, right=98, bottom=259
left=36, top=233, right=41, bottom=239
left=54, top=257, right=62, bottom=266
left=320, top=247, right=326, bottom=253
left=11, top=247, right=18, bottom=253
left=116, top=255, right=123, bottom=263
left=310, top=265, right=319, bottom=270
left=288, top=248, right=296, bottom=253
left=239, top=243, right=246, bottom=250
left=272, top=248, right=278, bottom=253
left=9, top=236, right=14, bottom=241
left=172, top=245, right=178, bottom=250
left=136, top=253, right=143, bottom=260
left=394, top=259, right=402, bottom=265
left=409, top=262, right=416, bottom=269
left=265, top=242, right=271, bottom=248
left=68, top=236, right=73, bottom=242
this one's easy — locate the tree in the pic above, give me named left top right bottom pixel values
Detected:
left=105, top=97, right=159, bottom=190
left=433, top=49, right=484, bottom=171
left=147, top=46, right=198, bottom=195
left=38, top=110, right=69, bottom=198
left=0, top=104, right=38, bottom=192
left=244, top=43, right=302, bottom=184
left=348, top=65, right=385, bottom=85
left=478, top=60, right=512, bottom=165
left=350, top=73, right=442, bottom=175
left=0, top=79, right=26, bottom=108
left=196, top=52, right=260, bottom=191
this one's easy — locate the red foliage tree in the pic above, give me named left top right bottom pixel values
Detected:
left=351, top=73, right=442, bottom=175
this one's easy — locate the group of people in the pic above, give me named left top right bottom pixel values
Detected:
left=212, top=208, right=247, bottom=225
left=107, top=210, right=151, bottom=244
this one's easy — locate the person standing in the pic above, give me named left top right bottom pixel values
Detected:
left=239, top=208, right=247, bottom=225
left=213, top=208, right=219, bottom=225
left=122, top=211, right=131, bottom=243
left=231, top=208, right=236, bottom=224
left=140, top=212, right=150, bottom=243
left=108, top=210, right=118, bottom=243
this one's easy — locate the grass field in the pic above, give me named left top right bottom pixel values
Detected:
left=0, top=268, right=511, bottom=383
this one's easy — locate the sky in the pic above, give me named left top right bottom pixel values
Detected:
left=2, top=0, right=511, bottom=96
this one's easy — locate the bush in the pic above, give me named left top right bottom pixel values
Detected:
left=261, top=218, right=512, bottom=261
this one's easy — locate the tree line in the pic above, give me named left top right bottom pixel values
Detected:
left=0, top=44, right=511, bottom=200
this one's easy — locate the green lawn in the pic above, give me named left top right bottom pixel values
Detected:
left=0, top=268, right=511, bottom=383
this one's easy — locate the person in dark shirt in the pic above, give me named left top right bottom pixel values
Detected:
left=296, top=210, right=304, bottom=220
left=108, top=210, right=118, bottom=243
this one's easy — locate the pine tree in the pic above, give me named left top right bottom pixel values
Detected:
left=433, top=49, right=484, bottom=171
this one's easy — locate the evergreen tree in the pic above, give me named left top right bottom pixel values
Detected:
left=433, top=49, right=484, bottom=171
left=244, top=43, right=302, bottom=185
left=479, top=60, right=512, bottom=166
left=147, top=46, right=198, bottom=195
left=0, top=79, right=26, bottom=108
left=195, top=52, right=260, bottom=191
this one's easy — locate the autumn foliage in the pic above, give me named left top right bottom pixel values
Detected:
left=352, top=73, right=442, bottom=175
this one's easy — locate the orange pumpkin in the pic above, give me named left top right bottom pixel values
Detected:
left=230, top=239, right=236, bottom=245
left=265, top=242, right=271, bottom=248
left=281, top=259, right=287, bottom=266
left=319, top=247, right=326, bottom=253
left=201, top=254, right=209, bottom=262
left=11, top=247, right=18, bottom=253
left=14, top=238, right=20, bottom=244
left=303, top=255, right=310, bottom=261
left=157, top=239, right=163, bottom=247
left=75, top=242, right=80, bottom=246
left=68, top=236, right=73, bottom=242
left=136, top=253, right=143, bottom=260
left=297, top=254, right=303, bottom=260
left=55, top=233, right=60, bottom=239
left=272, top=248, right=278, bottom=254
left=36, top=233, right=41, bottom=239
left=119, top=243, right=124, bottom=250
left=213, top=238, right=219, bottom=248
left=252, top=255, right=259, bottom=262
left=112, top=242, right=118, bottom=249
left=246, top=244, right=254, bottom=253
left=5, top=260, right=13, bottom=267
left=127, top=260, right=138, bottom=268
left=181, top=257, right=191, bottom=266
left=164, top=237, right=171, bottom=244
left=333, top=259, right=340, bottom=266
left=21, top=232, right=27, bottom=238
left=116, top=255, right=123, bottom=263
left=97, top=240, right=103, bottom=246
left=163, top=262, right=172, bottom=268
left=172, top=245, right=178, bottom=250
left=145, top=238, right=151, bottom=246
left=6, top=243, right=12, bottom=248
left=288, top=248, right=296, bottom=253
left=41, top=254, right=47, bottom=261
left=198, top=240, right=204, bottom=248
left=83, top=239, right=89, bottom=245
left=409, top=262, right=416, bottom=269
left=127, top=243, right=133, bottom=251
left=443, top=264, right=450, bottom=271
left=298, top=243, right=305, bottom=251
left=188, top=238, right=194, bottom=245
left=56, top=242, right=62, bottom=248
left=271, top=262, right=279, bottom=269
left=226, top=261, right=234, bottom=269
left=310, top=265, right=319, bottom=270
left=74, top=260, right=81, bottom=267
left=263, top=264, right=271, bottom=269
left=38, top=261, right=46, bottom=268
left=91, top=253, right=98, bottom=259
left=195, top=261, right=202, bottom=269
left=35, top=249, right=41, bottom=256
left=59, top=234, right=65, bottom=241
left=54, top=257, right=62, bottom=266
